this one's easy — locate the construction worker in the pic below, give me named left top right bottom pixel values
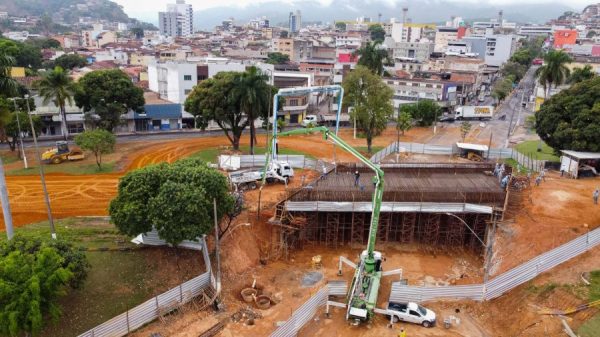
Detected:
left=354, top=170, right=360, bottom=186
left=321, top=165, right=327, bottom=180
left=501, top=174, right=510, bottom=189
left=535, top=175, right=542, bottom=186
left=540, top=169, right=546, bottom=182
left=593, top=188, right=599, bottom=205
left=398, top=327, right=406, bottom=337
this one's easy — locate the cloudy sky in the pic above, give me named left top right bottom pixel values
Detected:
left=113, top=0, right=590, bottom=22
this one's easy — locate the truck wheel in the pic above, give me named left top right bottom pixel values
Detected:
left=390, top=315, right=399, bottom=323
left=51, top=156, right=62, bottom=164
left=422, top=320, right=432, bottom=328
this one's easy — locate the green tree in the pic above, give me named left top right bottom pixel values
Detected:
left=509, top=49, right=533, bottom=65
left=492, top=77, right=514, bottom=103
left=501, top=61, right=527, bottom=82
left=26, top=38, right=61, bottom=50
left=535, top=76, right=600, bottom=152
left=460, top=121, right=472, bottom=141
left=568, top=65, right=596, bottom=84
left=74, top=129, right=116, bottom=169
left=5, top=111, right=42, bottom=152
left=46, top=54, right=87, bottom=70
left=400, top=100, right=441, bottom=127
left=234, top=66, right=273, bottom=154
left=343, top=66, right=394, bottom=153
left=266, top=52, right=290, bottom=65
left=74, top=69, right=145, bottom=132
left=35, top=66, right=77, bottom=140
left=396, top=110, right=412, bottom=135
left=354, top=41, right=391, bottom=76
left=109, top=158, right=235, bottom=246
left=335, top=22, right=347, bottom=31
left=587, top=31, right=597, bottom=38
left=535, top=50, right=572, bottom=98
left=368, top=24, right=386, bottom=43
left=185, top=72, right=247, bottom=150
left=0, top=236, right=89, bottom=337
left=0, top=53, right=18, bottom=96
left=130, top=27, right=144, bottom=39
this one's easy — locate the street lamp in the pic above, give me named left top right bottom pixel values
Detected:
left=444, top=212, right=492, bottom=284
left=25, top=95, right=57, bottom=239
left=8, top=98, right=28, bottom=169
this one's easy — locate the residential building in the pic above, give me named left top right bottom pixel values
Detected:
left=434, top=26, right=468, bottom=52
left=518, top=25, right=554, bottom=36
left=81, top=29, right=117, bottom=48
left=462, top=33, right=516, bottom=67
left=385, top=38, right=434, bottom=62
left=335, top=32, right=363, bottom=48
left=273, top=71, right=313, bottom=124
left=289, top=10, right=302, bottom=34
left=52, top=35, right=81, bottom=49
left=272, top=37, right=295, bottom=60
left=148, top=61, right=198, bottom=104
left=159, top=0, right=193, bottom=37
left=554, top=29, right=578, bottom=49
left=383, top=77, right=458, bottom=110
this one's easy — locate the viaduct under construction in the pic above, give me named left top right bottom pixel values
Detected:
left=272, top=162, right=518, bottom=255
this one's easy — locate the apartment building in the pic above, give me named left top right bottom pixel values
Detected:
left=148, top=61, right=198, bottom=104
left=159, top=0, right=194, bottom=37
left=386, top=39, right=434, bottom=62
left=434, top=26, right=468, bottom=52
left=383, top=77, right=458, bottom=109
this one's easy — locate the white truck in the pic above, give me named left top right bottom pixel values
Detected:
left=454, top=106, right=494, bottom=120
left=302, top=114, right=351, bottom=127
left=228, top=161, right=294, bottom=190
left=386, top=302, right=437, bottom=328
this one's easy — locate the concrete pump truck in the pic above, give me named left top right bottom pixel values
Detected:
left=263, top=125, right=390, bottom=324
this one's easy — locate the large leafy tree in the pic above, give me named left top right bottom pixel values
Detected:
left=234, top=66, right=273, bottom=154
left=501, top=61, right=527, bottom=82
left=368, top=24, right=386, bottom=43
left=343, top=66, right=394, bottom=153
left=109, top=158, right=235, bottom=246
left=535, top=76, right=600, bottom=152
left=35, top=66, right=77, bottom=140
left=74, top=69, right=145, bottom=132
left=185, top=72, right=247, bottom=150
left=5, top=110, right=43, bottom=152
left=0, top=38, right=43, bottom=70
left=353, top=41, right=391, bottom=76
left=0, top=236, right=89, bottom=337
left=74, top=129, right=116, bottom=169
left=400, top=100, right=441, bottom=127
left=46, top=54, right=87, bottom=70
left=535, top=50, right=572, bottom=98
left=568, top=65, right=596, bottom=84
left=266, top=52, right=289, bottom=65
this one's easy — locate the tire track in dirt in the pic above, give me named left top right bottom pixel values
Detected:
left=1, top=132, right=368, bottom=230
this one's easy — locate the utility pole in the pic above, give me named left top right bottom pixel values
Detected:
left=0, top=156, right=14, bottom=240
left=213, top=199, right=221, bottom=295
left=25, top=96, right=57, bottom=239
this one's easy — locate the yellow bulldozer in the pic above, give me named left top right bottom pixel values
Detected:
left=42, top=141, right=85, bottom=164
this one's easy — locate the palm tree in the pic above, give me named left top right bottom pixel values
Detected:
left=0, top=53, right=18, bottom=96
left=353, top=41, right=391, bottom=76
left=35, top=66, right=77, bottom=140
left=535, top=50, right=572, bottom=98
left=234, top=67, right=270, bottom=155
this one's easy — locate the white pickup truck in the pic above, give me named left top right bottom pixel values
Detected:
left=386, top=302, right=436, bottom=328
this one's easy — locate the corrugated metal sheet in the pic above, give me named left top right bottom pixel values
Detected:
left=285, top=201, right=493, bottom=214
left=389, top=227, right=600, bottom=303
left=370, top=142, right=513, bottom=164
left=328, top=281, right=348, bottom=296
left=131, top=229, right=204, bottom=251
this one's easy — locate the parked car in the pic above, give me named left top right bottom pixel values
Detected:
left=387, top=302, right=436, bottom=328
left=438, top=114, right=455, bottom=123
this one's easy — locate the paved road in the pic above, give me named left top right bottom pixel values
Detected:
left=430, top=66, right=539, bottom=148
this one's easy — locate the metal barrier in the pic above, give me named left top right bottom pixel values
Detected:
left=269, top=282, right=347, bottom=337
left=77, top=237, right=214, bottom=337
left=389, top=226, right=600, bottom=303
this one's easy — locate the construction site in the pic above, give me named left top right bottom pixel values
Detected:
left=273, top=162, right=506, bottom=255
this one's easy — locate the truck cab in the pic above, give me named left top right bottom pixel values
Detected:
left=301, top=115, right=317, bottom=127
left=387, top=302, right=436, bottom=327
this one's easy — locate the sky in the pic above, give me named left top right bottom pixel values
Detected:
left=113, top=0, right=591, bottom=22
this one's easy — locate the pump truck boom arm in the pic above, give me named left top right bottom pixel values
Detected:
left=267, top=126, right=385, bottom=322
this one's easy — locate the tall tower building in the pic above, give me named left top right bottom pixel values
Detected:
left=289, top=10, right=302, bottom=34
left=159, top=0, right=193, bottom=37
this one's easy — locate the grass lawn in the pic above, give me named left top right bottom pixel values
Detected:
left=6, top=161, right=115, bottom=176
left=354, top=146, right=384, bottom=157
left=515, top=140, right=560, bottom=162
left=577, top=270, right=600, bottom=337
left=0, top=151, right=21, bottom=164
left=2, top=218, right=204, bottom=337
left=189, top=145, right=314, bottom=163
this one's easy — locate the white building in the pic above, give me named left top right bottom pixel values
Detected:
left=148, top=61, right=198, bottom=104
left=159, top=0, right=193, bottom=37
left=517, top=25, right=554, bottom=36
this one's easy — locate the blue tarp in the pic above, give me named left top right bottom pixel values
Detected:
left=136, top=104, right=181, bottom=119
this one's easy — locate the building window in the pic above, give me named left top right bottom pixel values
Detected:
left=289, top=99, right=298, bottom=106
left=184, top=75, right=192, bottom=81
left=184, top=89, right=192, bottom=95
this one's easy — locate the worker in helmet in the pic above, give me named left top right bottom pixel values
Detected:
left=398, top=327, right=406, bottom=337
